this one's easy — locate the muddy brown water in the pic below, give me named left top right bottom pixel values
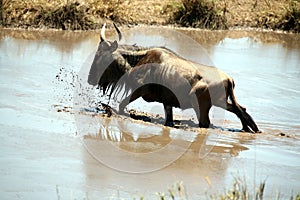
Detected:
left=0, top=28, right=299, bottom=199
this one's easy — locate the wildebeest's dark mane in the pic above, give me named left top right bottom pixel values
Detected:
left=101, top=44, right=184, bottom=101
left=117, top=50, right=148, bottom=67
left=118, top=44, right=149, bottom=51
left=118, top=43, right=181, bottom=57
left=117, top=44, right=183, bottom=67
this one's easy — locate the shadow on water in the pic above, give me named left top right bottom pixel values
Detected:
left=1, top=27, right=300, bottom=199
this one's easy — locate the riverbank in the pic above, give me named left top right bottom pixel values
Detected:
left=1, top=18, right=300, bottom=200
left=1, top=0, right=299, bottom=32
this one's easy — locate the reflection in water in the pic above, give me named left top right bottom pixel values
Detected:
left=1, top=28, right=299, bottom=199
left=79, top=113, right=246, bottom=198
left=0, top=29, right=97, bottom=53
left=82, top=115, right=249, bottom=157
left=82, top=114, right=247, bottom=156
left=179, top=29, right=300, bottom=49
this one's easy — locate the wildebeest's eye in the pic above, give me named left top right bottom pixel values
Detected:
left=99, top=41, right=111, bottom=51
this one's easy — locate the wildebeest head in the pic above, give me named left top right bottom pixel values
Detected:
left=88, top=23, right=131, bottom=95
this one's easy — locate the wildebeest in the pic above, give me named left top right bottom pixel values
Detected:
left=88, top=23, right=260, bottom=133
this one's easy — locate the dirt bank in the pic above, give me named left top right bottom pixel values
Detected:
left=1, top=0, right=299, bottom=32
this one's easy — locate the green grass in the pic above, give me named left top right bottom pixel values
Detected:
left=55, top=178, right=300, bottom=200
left=153, top=178, right=299, bottom=200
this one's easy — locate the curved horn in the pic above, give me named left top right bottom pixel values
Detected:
left=100, top=23, right=107, bottom=42
left=113, top=23, right=122, bottom=41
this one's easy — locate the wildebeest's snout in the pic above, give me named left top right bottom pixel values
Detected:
left=87, top=56, right=100, bottom=86
left=87, top=73, right=98, bottom=86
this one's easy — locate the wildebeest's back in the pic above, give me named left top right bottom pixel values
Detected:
left=124, top=49, right=210, bottom=109
left=135, top=48, right=206, bottom=87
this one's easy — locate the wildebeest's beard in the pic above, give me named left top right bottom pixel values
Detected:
left=89, top=47, right=150, bottom=99
left=100, top=50, right=151, bottom=99
left=97, top=54, right=132, bottom=97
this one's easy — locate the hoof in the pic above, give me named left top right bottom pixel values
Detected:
left=164, top=121, right=174, bottom=127
left=242, top=127, right=254, bottom=133
left=129, top=112, right=151, bottom=122
left=241, top=129, right=251, bottom=133
left=242, top=126, right=261, bottom=134
left=199, top=123, right=210, bottom=128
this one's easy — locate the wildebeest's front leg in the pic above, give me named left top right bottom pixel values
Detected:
left=225, top=103, right=252, bottom=132
left=118, top=90, right=141, bottom=115
left=164, top=104, right=174, bottom=127
left=195, top=90, right=212, bottom=128
left=215, top=100, right=258, bottom=132
left=198, top=102, right=212, bottom=128
left=227, top=81, right=260, bottom=133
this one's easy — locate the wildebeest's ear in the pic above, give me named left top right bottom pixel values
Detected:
left=110, top=40, right=118, bottom=52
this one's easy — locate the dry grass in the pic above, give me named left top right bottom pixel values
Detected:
left=254, top=0, right=300, bottom=32
left=0, top=0, right=299, bottom=32
left=170, top=0, right=299, bottom=32
left=1, top=0, right=126, bottom=30
left=224, top=0, right=300, bottom=32
left=0, top=0, right=174, bottom=29
left=170, top=0, right=228, bottom=29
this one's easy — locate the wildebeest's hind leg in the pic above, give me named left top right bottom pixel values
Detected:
left=164, top=104, right=174, bottom=127
left=225, top=103, right=253, bottom=132
left=225, top=81, right=260, bottom=133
